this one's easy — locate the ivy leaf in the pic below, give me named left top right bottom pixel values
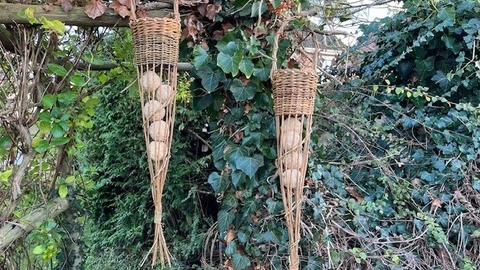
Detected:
left=253, top=66, right=271, bottom=81
left=243, top=198, right=257, bottom=215
left=260, top=231, right=279, bottom=244
left=217, top=210, right=235, bottom=232
left=193, top=46, right=211, bottom=68
left=470, top=178, right=480, bottom=191
left=84, top=0, right=107, bottom=19
left=414, top=56, right=435, bottom=81
left=216, top=40, right=238, bottom=55
left=432, top=71, right=449, bottom=89
left=217, top=51, right=242, bottom=76
left=208, top=171, right=231, bottom=194
left=232, top=253, right=251, bottom=270
left=269, top=0, right=281, bottom=8
left=239, top=58, right=254, bottom=78
left=196, top=66, right=223, bottom=92
left=251, top=1, right=267, bottom=18
left=192, top=94, right=213, bottom=111
left=231, top=170, right=246, bottom=187
left=225, top=241, right=237, bottom=256
left=229, top=79, right=258, bottom=101
left=58, top=185, right=68, bottom=198
left=437, top=7, right=455, bottom=23
left=47, top=63, right=67, bottom=77
left=236, top=154, right=264, bottom=178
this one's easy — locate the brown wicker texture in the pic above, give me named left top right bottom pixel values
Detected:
left=130, top=17, right=181, bottom=67
left=271, top=20, right=319, bottom=270
left=272, top=69, right=318, bottom=116
left=129, top=0, right=180, bottom=267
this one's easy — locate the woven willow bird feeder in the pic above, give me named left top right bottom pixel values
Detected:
left=271, top=23, right=319, bottom=270
left=129, top=1, right=180, bottom=267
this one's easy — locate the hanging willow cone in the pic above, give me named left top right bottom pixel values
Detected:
left=271, top=21, right=319, bottom=270
left=129, top=1, right=180, bottom=268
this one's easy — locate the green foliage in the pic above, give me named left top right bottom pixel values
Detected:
left=184, top=1, right=321, bottom=268
left=321, top=0, right=480, bottom=267
left=79, top=75, right=214, bottom=268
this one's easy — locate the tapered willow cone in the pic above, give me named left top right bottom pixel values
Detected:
left=130, top=3, right=180, bottom=267
left=273, top=68, right=318, bottom=270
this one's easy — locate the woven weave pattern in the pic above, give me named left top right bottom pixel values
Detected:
left=130, top=18, right=181, bottom=67
left=272, top=69, right=318, bottom=116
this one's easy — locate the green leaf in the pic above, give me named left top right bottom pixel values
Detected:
left=196, top=66, right=223, bottom=92
left=236, top=154, right=264, bottom=178
left=260, top=231, right=279, bottom=244
left=47, top=63, right=67, bottom=77
left=58, top=185, right=68, bottom=198
left=251, top=1, right=267, bottom=18
left=82, top=52, right=104, bottom=65
left=239, top=58, right=254, bottom=78
left=69, top=74, right=86, bottom=86
left=216, top=40, right=238, bottom=55
left=217, top=51, right=242, bottom=76
left=57, top=91, right=77, bottom=105
left=229, top=79, right=258, bottom=101
left=269, top=0, right=281, bottom=8
left=51, top=123, right=64, bottom=138
left=231, top=170, right=246, bottom=187
left=51, top=137, right=70, bottom=146
left=253, top=66, right=271, bottom=81
left=0, top=169, right=13, bottom=182
left=437, top=7, right=455, bottom=23
left=41, top=94, right=56, bottom=109
left=232, top=253, right=251, bottom=270
left=38, top=121, right=51, bottom=134
left=217, top=210, right=235, bottom=232
left=208, top=172, right=227, bottom=193
left=414, top=56, right=435, bottom=81
left=193, top=46, right=211, bottom=68
left=192, top=94, right=213, bottom=111
left=32, top=245, right=46, bottom=255
left=225, top=241, right=237, bottom=256
left=432, top=71, right=449, bottom=89
left=65, top=175, right=75, bottom=183
left=33, top=139, right=49, bottom=153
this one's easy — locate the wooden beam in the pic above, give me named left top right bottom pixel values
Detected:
left=0, top=198, right=70, bottom=251
left=0, top=3, right=171, bottom=27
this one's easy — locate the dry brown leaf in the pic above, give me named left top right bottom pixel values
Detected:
left=109, top=0, right=122, bottom=10
left=200, top=40, right=209, bottom=51
left=346, top=186, right=364, bottom=202
left=42, top=4, right=54, bottom=12
left=212, top=29, right=224, bottom=41
left=117, top=0, right=133, bottom=9
left=60, top=0, right=73, bottom=12
left=225, top=227, right=236, bottom=244
left=196, top=3, right=207, bottom=17
left=117, top=6, right=130, bottom=18
left=205, top=4, right=221, bottom=20
left=84, top=0, right=107, bottom=20
left=110, top=0, right=130, bottom=18
left=135, top=5, right=147, bottom=19
left=432, top=197, right=442, bottom=207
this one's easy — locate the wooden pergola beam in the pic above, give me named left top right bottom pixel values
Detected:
left=0, top=198, right=70, bottom=251
left=0, top=3, right=170, bottom=27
